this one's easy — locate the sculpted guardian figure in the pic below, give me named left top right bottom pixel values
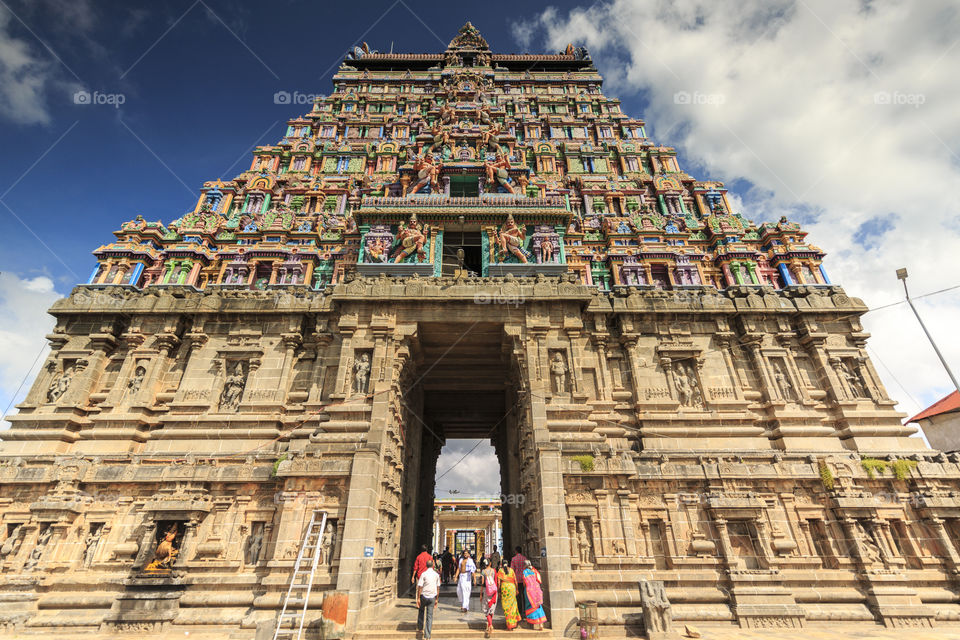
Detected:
left=639, top=580, right=673, bottom=636
left=550, top=353, right=568, bottom=393
left=496, top=214, right=527, bottom=263
left=354, top=353, right=371, bottom=395
left=219, top=363, right=246, bottom=412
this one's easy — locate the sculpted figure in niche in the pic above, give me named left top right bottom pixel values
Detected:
left=0, top=524, right=24, bottom=560
left=773, top=361, right=795, bottom=402
left=835, top=359, right=865, bottom=398
left=539, top=237, right=554, bottom=263
left=856, top=521, right=883, bottom=564
left=391, top=214, right=428, bottom=263
left=550, top=352, right=568, bottom=393
left=245, top=523, right=264, bottom=565
left=354, top=353, right=371, bottom=395
left=576, top=519, right=594, bottom=564
left=639, top=579, right=673, bottom=635
left=145, top=524, right=180, bottom=571
left=496, top=213, right=527, bottom=263
left=675, top=364, right=693, bottom=407
left=128, top=365, right=146, bottom=395
left=320, top=522, right=336, bottom=566
left=83, top=524, right=103, bottom=568
left=24, top=526, right=52, bottom=571
left=47, top=364, right=75, bottom=403
left=219, top=362, right=246, bottom=412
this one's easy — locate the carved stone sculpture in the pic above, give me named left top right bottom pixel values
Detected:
left=773, top=362, right=795, bottom=402
left=245, top=525, right=263, bottom=565
left=219, top=363, right=246, bottom=412
left=639, top=579, right=673, bottom=636
left=24, top=526, right=52, bottom=572
left=127, top=365, right=146, bottom=395
left=856, top=521, right=883, bottom=565
left=320, top=522, right=335, bottom=566
left=47, top=365, right=75, bottom=403
left=354, top=353, right=371, bottom=395
left=550, top=352, right=568, bottom=393
left=576, top=519, right=594, bottom=564
left=145, top=524, right=180, bottom=571
left=0, top=524, right=24, bottom=559
left=83, top=525, right=102, bottom=568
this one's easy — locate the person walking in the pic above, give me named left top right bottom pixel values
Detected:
left=416, top=559, right=441, bottom=639
left=510, top=546, right=528, bottom=618
left=441, top=547, right=454, bottom=585
left=480, top=559, right=499, bottom=637
left=489, top=545, right=501, bottom=572
left=411, top=544, right=433, bottom=592
left=454, top=549, right=477, bottom=613
left=521, top=560, right=547, bottom=630
left=496, top=560, right=521, bottom=630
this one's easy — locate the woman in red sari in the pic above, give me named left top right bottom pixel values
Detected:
left=496, top=560, right=521, bottom=630
left=521, top=560, right=547, bottom=630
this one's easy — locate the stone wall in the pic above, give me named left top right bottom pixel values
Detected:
left=1, top=277, right=957, bottom=637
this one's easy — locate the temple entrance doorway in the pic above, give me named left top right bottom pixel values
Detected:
left=396, top=322, right=532, bottom=597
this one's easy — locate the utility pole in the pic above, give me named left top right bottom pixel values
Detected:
left=897, top=268, right=960, bottom=393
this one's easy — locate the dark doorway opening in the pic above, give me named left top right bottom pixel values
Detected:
left=398, top=323, right=525, bottom=594
left=441, top=230, right=483, bottom=277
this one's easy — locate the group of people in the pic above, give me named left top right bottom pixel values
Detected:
left=413, top=544, right=547, bottom=638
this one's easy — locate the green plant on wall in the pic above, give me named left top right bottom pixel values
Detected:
left=571, top=455, right=594, bottom=472
left=819, top=460, right=835, bottom=490
left=272, top=454, right=288, bottom=478
left=891, top=459, right=918, bottom=480
left=861, top=458, right=887, bottom=479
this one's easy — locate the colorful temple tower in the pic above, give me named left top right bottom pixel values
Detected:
left=2, top=22, right=958, bottom=638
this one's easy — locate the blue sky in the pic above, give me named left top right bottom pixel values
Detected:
left=2, top=1, right=959, bottom=478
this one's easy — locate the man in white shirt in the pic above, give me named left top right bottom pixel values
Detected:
left=416, top=559, right=441, bottom=639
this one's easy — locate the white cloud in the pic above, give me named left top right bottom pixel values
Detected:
left=0, top=7, right=59, bottom=125
left=518, top=0, right=960, bottom=420
left=0, top=272, right=59, bottom=429
left=435, top=439, right=501, bottom=497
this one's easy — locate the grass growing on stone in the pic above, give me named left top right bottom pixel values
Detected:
left=572, top=455, right=595, bottom=472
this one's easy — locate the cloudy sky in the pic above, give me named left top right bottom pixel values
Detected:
left=1, top=1, right=957, bottom=469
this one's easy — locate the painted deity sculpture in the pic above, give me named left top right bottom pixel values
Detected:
left=408, top=155, right=441, bottom=195
left=485, top=152, right=514, bottom=194
left=391, top=214, right=428, bottom=263
left=495, top=214, right=527, bottom=263
left=145, top=524, right=180, bottom=571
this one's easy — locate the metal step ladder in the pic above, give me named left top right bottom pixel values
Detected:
left=273, top=509, right=328, bottom=640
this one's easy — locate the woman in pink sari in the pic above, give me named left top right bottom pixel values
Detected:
left=521, top=560, right=547, bottom=630
left=481, top=562, right=499, bottom=637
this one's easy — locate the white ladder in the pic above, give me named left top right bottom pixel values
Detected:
left=273, top=510, right=327, bottom=640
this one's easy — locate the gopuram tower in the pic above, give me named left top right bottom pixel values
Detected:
left=2, top=22, right=958, bottom=639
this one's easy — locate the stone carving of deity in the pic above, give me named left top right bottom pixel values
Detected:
left=128, top=365, right=146, bottom=395
left=856, top=521, right=883, bottom=565
left=320, top=522, right=336, bottom=566
left=145, top=524, right=180, bottom=571
left=639, top=579, right=673, bottom=635
left=219, top=363, right=246, bottom=412
left=0, top=524, right=24, bottom=560
left=245, top=525, right=264, bottom=565
left=550, top=353, right=568, bottom=393
left=83, top=525, right=102, bottom=568
left=835, top=359, right=866, bottom=399
left=674, top=363, right=702, bottom=408
left=773, top=362, right=795, bottom=402
left=354, top=353, right=371, bottom=395
left=24, top=526, right=52, bottom=572
left=47, top=364, right=75, bottom=403
left=576, top=519, right=594, bottom=564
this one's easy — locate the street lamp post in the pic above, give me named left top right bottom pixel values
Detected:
left=897, top=268, right=960, bottom=393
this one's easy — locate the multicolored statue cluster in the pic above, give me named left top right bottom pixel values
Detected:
left=85, top=22, right=830, bottom=291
